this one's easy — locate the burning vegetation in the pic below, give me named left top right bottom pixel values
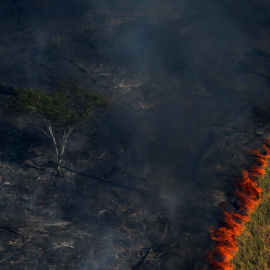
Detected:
left=0, top=0, right=270, bottom=269
left=207, top=139, right=270, bottom=269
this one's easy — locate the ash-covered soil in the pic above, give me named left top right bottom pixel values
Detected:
left=0, top=0, right=270, bottom=269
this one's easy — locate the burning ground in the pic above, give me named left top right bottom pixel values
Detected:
left=207, top=141, right=270, bottom=269
left=0, top=0, right=270, bottom=269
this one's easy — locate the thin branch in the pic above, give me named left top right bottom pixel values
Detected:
left=47, top=121, right=59, bottom=160
left=37, top=125, right=51, bottom=138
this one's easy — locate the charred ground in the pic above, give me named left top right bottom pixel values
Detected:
left=0, top=0, right=270, bottom=269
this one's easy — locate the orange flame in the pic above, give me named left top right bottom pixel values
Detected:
left=206, top=138, right=270, bottom=269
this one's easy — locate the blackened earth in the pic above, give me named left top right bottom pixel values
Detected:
left=0, top=1, right=270, bottom=269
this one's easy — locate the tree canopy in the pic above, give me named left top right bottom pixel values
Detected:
left=12, top=79, right=110, bottom=128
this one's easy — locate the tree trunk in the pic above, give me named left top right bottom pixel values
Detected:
left=57, top=158, right=62, bottom=176
left=56, top=146, right=64, bottom=176
left=45, top=122, right=74, bottom=176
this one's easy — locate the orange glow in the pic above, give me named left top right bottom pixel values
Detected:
left=206, top=138, right=270, bottom=269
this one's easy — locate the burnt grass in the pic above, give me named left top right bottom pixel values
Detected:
left=0, top=95, right=201, bottom=270
left=0, top=0, right=270, bottom=269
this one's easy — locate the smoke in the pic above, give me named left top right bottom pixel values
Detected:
left=1, top=0, right=270, bottom=269
left=26, top=183, right=43, bottom=210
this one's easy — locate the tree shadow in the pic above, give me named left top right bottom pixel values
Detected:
left=62, top=166, right=146, bottom=196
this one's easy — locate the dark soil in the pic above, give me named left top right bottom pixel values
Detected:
left=0, top=1, right=270, bottom=269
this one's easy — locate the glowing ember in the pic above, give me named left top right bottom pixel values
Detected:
left=206, top=138, right=270, bottom=269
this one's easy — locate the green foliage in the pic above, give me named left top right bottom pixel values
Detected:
left=12, top=79, right=110, bottom=128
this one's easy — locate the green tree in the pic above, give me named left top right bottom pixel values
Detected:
left=11, top=79, right=110, bottom=175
